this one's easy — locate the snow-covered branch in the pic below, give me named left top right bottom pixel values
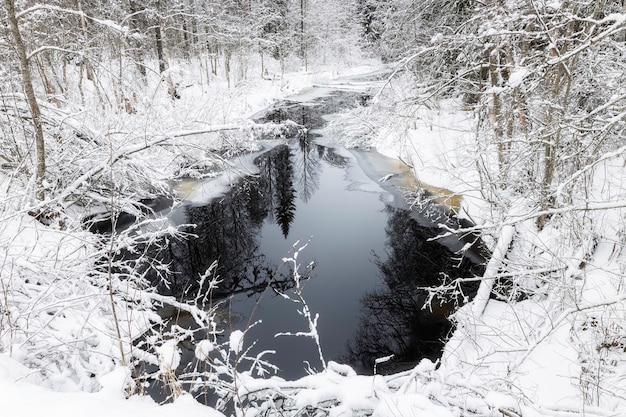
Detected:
left=27, top=46, right=82, bottom=61
left=16, top=4, right=128, bottom=34
left=275, top=241, right=327, bottom=373
left=547, top=14, right=626, bottom=66
left=435, top=200, right=626, bottom=240
left=556, top=144, right=626, bottom=198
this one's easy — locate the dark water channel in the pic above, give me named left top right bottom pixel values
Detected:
left=140, top=86, right=486, bottom=390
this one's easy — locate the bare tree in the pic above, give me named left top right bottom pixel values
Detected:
left=4, top=0, right=46, bottom=201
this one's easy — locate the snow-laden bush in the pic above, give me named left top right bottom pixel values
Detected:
left=0, top=202, right=173, bottom=391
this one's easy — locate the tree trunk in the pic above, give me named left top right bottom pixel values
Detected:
left=536, top=11, right=577, bottom=230
left=128, top=0, right=147, bottom=78
left=225, top=49, right=231, bottom=89
left=300, top=0, right=307, bottom=70
left=4, top=0, right=46, bottom=201
left=35, top=54, right=56, bottom=97
left=154, top=0, right=179, bottom=100
left=155, top=23, right=167, bottom=74
left=488, top=47, right=505, bottom=182
left=182, top=19, right=190, bottom=60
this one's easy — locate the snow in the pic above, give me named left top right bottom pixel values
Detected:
left=2, top=58, right=388, bottom=415
left=0, top=354, right=225, bottom=417
left=1, top=61, right=406, bottom=417
left=229, top=330, right=245, bottom=355
left=353, top=96, right=490, bottom=224
left=373, top=394, right=453, bottom=417
left=508, top=66, right=530, bottom=88
left=156, top=340, right=181, bottom=373
left=195, top=340, right=215, bottom=361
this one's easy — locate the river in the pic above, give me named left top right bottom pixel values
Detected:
left=132, top=73, right=487, bottom=399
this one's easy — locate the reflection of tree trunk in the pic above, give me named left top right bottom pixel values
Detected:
left=347, top=207, right=483, bottom=374
left=299, top=141, right=312, bottom=202
left=144, top=171, right=280, bottom=298
left=4, top=0, right=46, bottom=200
left=295, top=138, right=321, bottom=202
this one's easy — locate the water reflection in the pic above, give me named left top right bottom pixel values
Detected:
left=259, top=144, right=296, bottom=237
left=345, top=206, right=485, bottom=375
left=130, top=89, right=487, bottom=390
left=151, top=136, right=485, bottom=377
left=146, top=140, right=350, bottom=300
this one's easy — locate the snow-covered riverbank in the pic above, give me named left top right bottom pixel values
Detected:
left=2, top=58, right=625, bottom=417
left=332, top=71, right=626, bottom=415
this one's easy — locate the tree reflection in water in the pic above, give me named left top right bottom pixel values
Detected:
left=293, top=136, right=321, bottom=203
left=270, top=146, right=296, bottom=237
left=142, top=139, right=348, bottom=302
left=139, top=135, right=484, bottom=378
left=345, top=206, right=485, bottom=375
left=131, top=89, right=485, bottom=382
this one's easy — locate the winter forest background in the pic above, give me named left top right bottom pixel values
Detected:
left=1, top=0, right=626, bottom=416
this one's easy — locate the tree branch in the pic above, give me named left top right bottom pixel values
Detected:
left=16, top=4, right=128, bottom=34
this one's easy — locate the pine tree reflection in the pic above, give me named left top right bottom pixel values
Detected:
left=140, top=140, right=338, bottom=300
left=346, top=206, right=485, bottom=375
left=272, top=146, right=297, bottom=237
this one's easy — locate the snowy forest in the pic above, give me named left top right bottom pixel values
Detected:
left=1, top=0, right=626, bottom=416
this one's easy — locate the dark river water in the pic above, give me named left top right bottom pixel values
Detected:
left=132, top=84, right=486, bottom=395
